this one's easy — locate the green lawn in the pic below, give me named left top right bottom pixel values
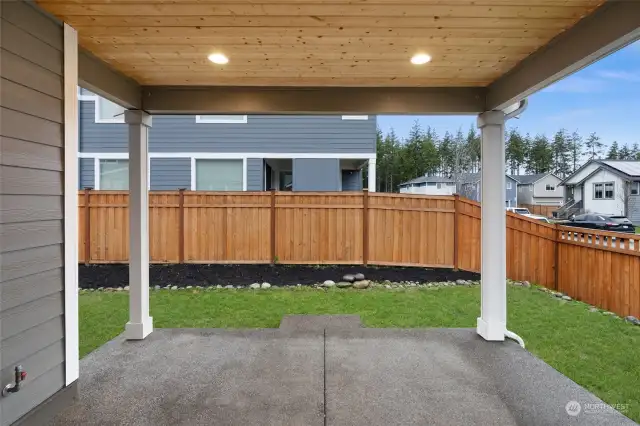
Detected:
left=80, top=286, right=640, bottom=422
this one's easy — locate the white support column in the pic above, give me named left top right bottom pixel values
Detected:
left=63, top=23, right=80, bottom=385
left=125, top=110, right=153, bottom=340
left=476, top=110, right=507, bottom=341
left=368, top=158, right=377, bottom=192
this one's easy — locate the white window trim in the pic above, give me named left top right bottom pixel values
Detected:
left=195, top=115, right=248, bottom=124
left=80, top=152, right=376, bottom=191
left=593, top=181, right=615, bottom=200
left=95, top=97, right=126, bottom=124
left=545, top=184, right=555, bottom=191
left=506, top=181, right=512, bottom=190
left=91, top=154, right=144, bottom=190
left=191, top=157, right=247, bottom=191
left=342, top=115, right=369, bottom=120
left=631, top=181, right=640, bottom=196
left=79, top=93, right=127, bottom=124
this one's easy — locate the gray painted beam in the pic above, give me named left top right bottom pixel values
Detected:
left=486, top=1, right=640, bottom=111
left=79, top=48, right=141, bottom=109
left=141, top=86, right=485, bottom=115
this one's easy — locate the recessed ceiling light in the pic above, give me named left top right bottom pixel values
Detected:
left=208, top=53, right=229, bottom=65
left=411, top=53, right=431, bottom=65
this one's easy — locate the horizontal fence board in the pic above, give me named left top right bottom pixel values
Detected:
left=78, top=190, right=639, bottom=318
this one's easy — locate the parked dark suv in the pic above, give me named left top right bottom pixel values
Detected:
left=567, top=214, right=635, bottom=234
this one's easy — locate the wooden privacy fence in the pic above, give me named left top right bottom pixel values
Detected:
left=79, top=189, right=455, bottom=267
left=79, top=190, right=640, bottom=318
left=520, top=204, right=559, bottom=218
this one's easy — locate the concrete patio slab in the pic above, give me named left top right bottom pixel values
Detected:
left=325, top=328, right=635, bottom=426
left=50, top=325, right=636, bottom=426
left=279, top=314, right=362, bottom=331
left=51, top=329, right=324, bottom=426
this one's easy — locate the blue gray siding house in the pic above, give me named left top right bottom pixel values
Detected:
left=78, top=92, right=376, bottom=192
left=460, top=173, right=518, bottom=207
left=399, top=173, right=517, bottom=207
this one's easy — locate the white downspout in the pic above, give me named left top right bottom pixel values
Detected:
left=504, top=99, right=528, bottom=349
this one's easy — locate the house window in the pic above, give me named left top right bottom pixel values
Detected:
left=427, top=182, right=436, bottom=187
left=518, top=186, right=523, bottom=193
left=95, top=97, right=126, bottom=123
left=593, top=182, right=614, bottom=200
left=341, top=115, right=368, bottom=120
left=546, top=184, right=555, bottom=191
left=99, top=159, right=129, bottom=190
left=605, top=182, right=614, bottom=199
left=195, top=115, right=248, bottom=124
left=195, top=159, right=243, bottom=191
left=594, top=183, right=603, bottom=199
left=506, top=181, right=512, bottom=190
left=631, top=182, right=640, bottom=196
left=437, top=183, right=443, bottom=189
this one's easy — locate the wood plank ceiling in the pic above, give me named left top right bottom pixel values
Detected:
left=36, top=0, right=605, bottom=87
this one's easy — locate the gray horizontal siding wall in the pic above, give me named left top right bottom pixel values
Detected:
left=293, top=159, right=340, bottom=191
left=79, top=157, right=95, bottom=189
left=0, top=2, right=67, bottom=425
left=246, top=158, right=264, bottom=191
left=79, top=100, right=376, bottom=154
left=628, top=195, right=640, bottom=224
left=150, top=158, right=191, bottom=190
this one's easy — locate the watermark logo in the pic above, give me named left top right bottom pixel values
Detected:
left=566, top=401, right=581, bottom=417
left=565, top=400, right=629, bottom=417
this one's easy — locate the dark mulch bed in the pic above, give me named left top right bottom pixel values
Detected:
left=79, top=264, right=480, bottom=289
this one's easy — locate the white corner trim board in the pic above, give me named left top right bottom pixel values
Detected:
left=64, top=23, right=80, bottom=386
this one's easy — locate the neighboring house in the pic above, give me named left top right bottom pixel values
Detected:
left=459, top=173, right=518, bottom=207
left=399, top=173, right=517, bottom=207
left=509, top=173, right=565, bottom=207
left=78, top=91, right=377, bottom=192
left=398, top=176, right=457, bottom=195
left=559, top=160, right=640, bottom=222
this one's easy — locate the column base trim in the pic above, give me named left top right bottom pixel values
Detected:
left=476, top=317, right=506, bottom=341
left=125, top=317, right=153, bottom=340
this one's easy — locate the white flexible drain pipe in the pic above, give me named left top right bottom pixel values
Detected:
left=505, top=330, right=525, bottom=348
left=502, top=100, right=528, bottom=351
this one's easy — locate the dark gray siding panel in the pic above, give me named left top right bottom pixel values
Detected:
left=0, top=195, right=63, bottom=224
left=79, top=158, right=95, bottom=189
left=246, top=158, right=264, bottom=191
left=506, top=177, right=518, bottom=207
left=293, top=159, right=340, bottom=191
left=1, top=137, right=63, bottom=172
left=1, top=293, right=64, bottom=340
left=0, top=2, right=67, bottom=424
left=0, top=50, right=63, bottom=100
left=1, top=268, right=64, bottom=311
left=79, top=100, right=377, bottom=154
left=629, top=195, right=640, bottom=224
left=0, top=244, right=64, bottom=295
left=1, top=107, right=63, bottom=148
left=0, top=220, right=63, bottom=253
left=341, top=170, right=362, bottom=191
left=150, top=158, right=191, bottom=190
left=0, top=78, right=63, bottom=123
left=79, top=101, right=128, bottom=152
